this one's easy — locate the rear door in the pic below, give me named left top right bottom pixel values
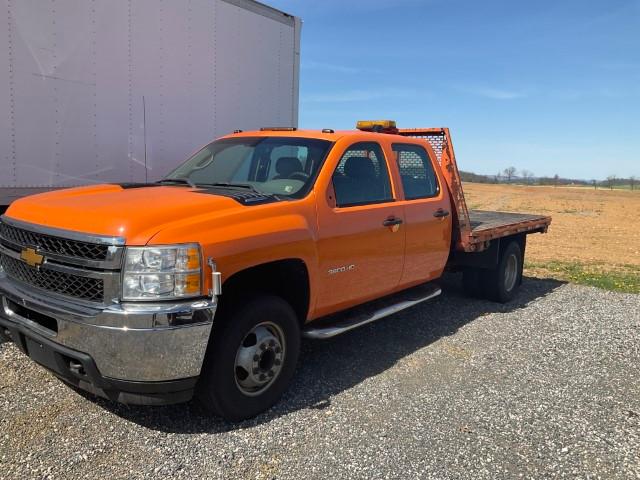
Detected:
left=314, top=141, right=405, bottom=316
left=392, top=143, right=452, bottom=285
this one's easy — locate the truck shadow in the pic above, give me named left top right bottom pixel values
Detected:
left=92, top=274, right=565, bottom=433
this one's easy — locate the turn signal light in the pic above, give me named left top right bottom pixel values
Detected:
left=175, top=273, right=202, bottom=296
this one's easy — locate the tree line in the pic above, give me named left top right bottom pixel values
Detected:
left=459, top=168, right=637, bottom=190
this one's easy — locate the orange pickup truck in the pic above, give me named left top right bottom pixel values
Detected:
left=0, top=121, right=551, bottom=420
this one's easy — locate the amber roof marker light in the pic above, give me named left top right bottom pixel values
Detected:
left=356, top=120, right=399, bottom=134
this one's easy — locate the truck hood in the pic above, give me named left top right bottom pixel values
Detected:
left=4, top=184, right=245, bottom=245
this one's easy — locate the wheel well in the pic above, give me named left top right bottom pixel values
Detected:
left=220, top=259, right=310, bottom=324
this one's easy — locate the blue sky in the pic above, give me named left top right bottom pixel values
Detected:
left=267, top=0, right=639, bottom=180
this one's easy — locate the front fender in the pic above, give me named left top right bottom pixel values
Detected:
left=146, top=198, right=321, bottom=318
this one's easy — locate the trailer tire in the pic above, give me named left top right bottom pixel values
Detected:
left=482, top=241, right=523, bottom=303
left=195, top=295, right=300, bottom=421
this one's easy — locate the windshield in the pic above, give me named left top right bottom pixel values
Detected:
left=164, top=137, right=333, bottom=199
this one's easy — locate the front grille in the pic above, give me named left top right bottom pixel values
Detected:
left=0, top=253, right=104, bottom=302
left=0, top=222, right=109, bottom=261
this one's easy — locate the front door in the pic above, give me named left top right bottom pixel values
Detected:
left=314, top=141, right=405, bottom=317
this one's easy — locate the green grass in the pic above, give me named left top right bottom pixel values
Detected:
left=525, top=261, right=640, bottom=294
left=603, top=185, right=638, bottom=191
left=556, top=184, right=638, bottom=191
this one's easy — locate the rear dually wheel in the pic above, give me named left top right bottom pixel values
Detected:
left=482, top=240, right=523, bottom=303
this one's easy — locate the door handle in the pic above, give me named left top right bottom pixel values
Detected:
left=383, top=217, right=403, bottom=227
left=433, top=208, right=450, bottom=218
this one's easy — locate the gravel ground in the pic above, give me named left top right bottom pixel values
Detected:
left=1, top=276, right=639, bottom=479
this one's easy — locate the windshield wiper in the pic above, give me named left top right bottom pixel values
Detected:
left=204, top=182, right=262, bottom=193
left=157, top=177, right=197, bottom=188
left=198, top=182, right=286, bottom=203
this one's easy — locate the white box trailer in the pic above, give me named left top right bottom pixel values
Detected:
left=0, top=0, right=301, bottom=208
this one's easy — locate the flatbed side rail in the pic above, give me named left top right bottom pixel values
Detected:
left=397, top=128, right=474, bottom=251
left=470, top=217, right=551, bottom=244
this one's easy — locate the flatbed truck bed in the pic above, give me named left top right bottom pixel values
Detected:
left=467, top=210, right=551, bottom=244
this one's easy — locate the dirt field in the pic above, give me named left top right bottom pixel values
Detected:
left=462, top=183, right=640, bottom=292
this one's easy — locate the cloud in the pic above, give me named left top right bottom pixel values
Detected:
left=458, top=85, right=527, bottom=100
left=303, top=88, right=420, bottom=103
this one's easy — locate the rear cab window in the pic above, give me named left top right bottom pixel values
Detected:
left=331, top=142, right=394, bottom=207
left=392, top=143, right=440, bottom=200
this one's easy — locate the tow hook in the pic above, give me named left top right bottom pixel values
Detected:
left=68, top=359, right=87, bottom=377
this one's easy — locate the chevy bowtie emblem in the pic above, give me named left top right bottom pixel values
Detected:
left=21, top=247, right=44, bottom=268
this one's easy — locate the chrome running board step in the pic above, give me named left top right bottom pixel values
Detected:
left=303, top=283, right=441, bottom=340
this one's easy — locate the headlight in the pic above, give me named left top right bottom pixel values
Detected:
left=122, top=244, right=202, bottom=300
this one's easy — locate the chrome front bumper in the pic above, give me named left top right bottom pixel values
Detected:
left=0, top=273, right=215, bottom=384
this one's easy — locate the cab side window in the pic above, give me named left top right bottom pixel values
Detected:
left=392, top=144, right=439, bottom=199
left=332, top=142, right=393, bottom=207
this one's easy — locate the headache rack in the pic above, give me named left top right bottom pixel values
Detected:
left=397, top=128, right=550, bottom=252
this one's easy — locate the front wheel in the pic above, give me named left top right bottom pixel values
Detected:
left=196, top=295, right=300, bottom=421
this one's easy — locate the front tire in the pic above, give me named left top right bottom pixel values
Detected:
left=196, top=295, right=300, bottom=421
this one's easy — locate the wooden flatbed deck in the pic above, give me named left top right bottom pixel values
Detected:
left=466, top=209, right=551, bottom=246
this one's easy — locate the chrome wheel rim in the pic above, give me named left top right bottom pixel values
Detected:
left=234, top=322, right=285, bottom=397
left=504, top=254, right=518, bottom=292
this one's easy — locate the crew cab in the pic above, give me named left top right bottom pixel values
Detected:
left=0, top=121, right=551, bottom=421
